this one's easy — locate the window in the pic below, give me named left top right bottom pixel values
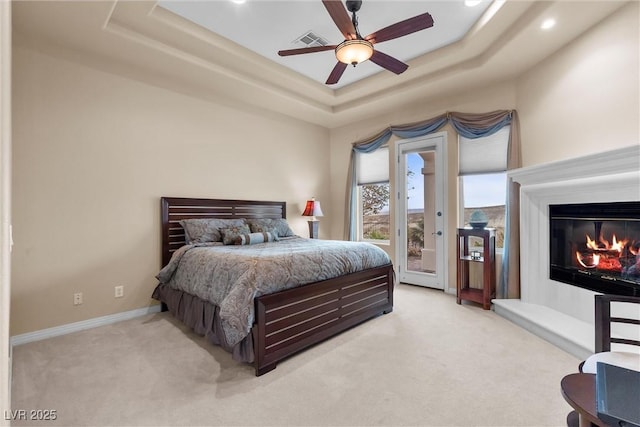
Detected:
left=458, top=127, right=510, bottom=248
left=356, top=147, right=390, bottom=242
left=359, top=183, right=390, bottom=241
left=460, top=173, right=507, bottom=248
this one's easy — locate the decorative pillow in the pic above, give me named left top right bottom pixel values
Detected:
left=249, top=225, right=278, bottom=237
left=179, top=218, right=247, bottom=243
left=236, top=232, right=279, bottom=246
left=220, top=224, right=252, bottom=245
left=248, top=218, right=295, bottom=237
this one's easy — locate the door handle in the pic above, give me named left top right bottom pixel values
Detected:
left=432, top=231, right=442, bottom=236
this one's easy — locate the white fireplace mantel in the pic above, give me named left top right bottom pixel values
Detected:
left=493, top=144, right=640, bottom=359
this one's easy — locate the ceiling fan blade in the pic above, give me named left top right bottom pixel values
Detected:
left=365, top=12, right=434, bottom=44
left=322, top=0, right=356, bottom=40
left=326, top=62, right=348, bottom=85
left=369, top=50, right=408, bottom=75
left=278, top=45, right=337, bottom=57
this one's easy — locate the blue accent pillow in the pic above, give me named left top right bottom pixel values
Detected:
left=237, top=232, right=279, bottom=245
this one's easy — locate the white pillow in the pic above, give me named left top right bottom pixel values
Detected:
left=582, top=351, right=640, bottom=374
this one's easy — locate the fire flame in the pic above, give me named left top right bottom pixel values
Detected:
left=576, top=251, right=599, bottom=269
left=578, top=233, right=637, bottom=272
left=585, top=234, right=628, bottom=252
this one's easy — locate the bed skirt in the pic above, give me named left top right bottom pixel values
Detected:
left=152, top=284, right=254, bottom=363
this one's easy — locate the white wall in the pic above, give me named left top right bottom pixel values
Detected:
left=516, top=2, right=639, bottom=167
left=492, top=3, right=639, bottom=358
left=0, top=0, right=11, bottom=419
left=11, top=44, right=330, bottom=335
left=512, top=1, right=639, bottom=318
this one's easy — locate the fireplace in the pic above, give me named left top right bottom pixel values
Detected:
left=550, top=202, right=640, bottom=296
left=492, top=145, right=640, bottom=359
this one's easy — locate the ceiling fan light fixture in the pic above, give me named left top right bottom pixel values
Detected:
left=335, top=39, right=373, bottom=66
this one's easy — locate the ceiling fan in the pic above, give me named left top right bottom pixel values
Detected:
left=277, top=0, right=434, bottom=85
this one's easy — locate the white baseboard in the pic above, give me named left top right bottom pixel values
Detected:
left=10, top=305, right=162, bottom=347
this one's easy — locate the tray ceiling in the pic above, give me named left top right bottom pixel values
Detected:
left=158, top=0, right=493, bottom=89
left=11, top=1, right=629, bottom=128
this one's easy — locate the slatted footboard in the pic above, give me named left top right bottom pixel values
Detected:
left=253, top=263, right=394, bottom=376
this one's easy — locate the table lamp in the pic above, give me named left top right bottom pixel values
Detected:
left=301, top=198, right=324, bottom=239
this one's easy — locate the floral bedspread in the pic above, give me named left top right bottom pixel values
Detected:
left=156, top=236, right=391, bottom=346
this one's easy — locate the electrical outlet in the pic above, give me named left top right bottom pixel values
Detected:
left=73, top=292, right=83, bottom=305
left=115, top=285, right=124, bottom=298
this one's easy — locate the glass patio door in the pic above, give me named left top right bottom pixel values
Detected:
left=396, top=133, right=446, bottom=289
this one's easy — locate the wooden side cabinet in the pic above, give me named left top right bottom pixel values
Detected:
left=456, top=228, right=496, bottom=310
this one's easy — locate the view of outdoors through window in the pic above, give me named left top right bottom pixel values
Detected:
left=462, top=172, right=507, bottom=248
left=405, top=153, right=428, bottom=271
left=360, top=171, right=507, bottom=251
left=361, top=183, right=390, bottom=241
left=361, top=152, right=432, bottom=272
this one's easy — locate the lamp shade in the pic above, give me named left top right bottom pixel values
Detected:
left=335, top=39, right=373, bottom=66
left=302, top=199, right=324, bottom=217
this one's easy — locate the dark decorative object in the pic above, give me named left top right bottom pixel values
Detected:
left=277, top=0, right=434, bottom=85
left=301, top=198, right=324, bottom=239
left=456, top=227, right=496, bottom=310
left=469, top=209, right=488, bottom=229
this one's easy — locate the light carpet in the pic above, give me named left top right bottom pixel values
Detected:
left=11, top=284, right=579, bottom=426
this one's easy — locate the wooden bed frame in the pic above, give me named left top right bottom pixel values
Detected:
left=159, top=197, right=394, bottom=376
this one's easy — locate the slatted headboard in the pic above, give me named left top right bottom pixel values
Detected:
left=161, top=197, right=287, bottom=266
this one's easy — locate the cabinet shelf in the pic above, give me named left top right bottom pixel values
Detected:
left=456, top=228, right=496, bottom=310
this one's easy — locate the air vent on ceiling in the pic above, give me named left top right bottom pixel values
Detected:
left=294, top=31, right=329, bottom=48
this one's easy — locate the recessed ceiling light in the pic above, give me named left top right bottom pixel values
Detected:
left=541, top=18, right=556, bottom=30
left=231, top=0, right=246, bottom=4
left=465, top=0, right=482, bottom=6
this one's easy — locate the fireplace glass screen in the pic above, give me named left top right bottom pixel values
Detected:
left=550, top=202, right=640, bottom=296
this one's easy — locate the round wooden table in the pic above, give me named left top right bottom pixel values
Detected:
left=561, top=373, right=611, bottom=427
